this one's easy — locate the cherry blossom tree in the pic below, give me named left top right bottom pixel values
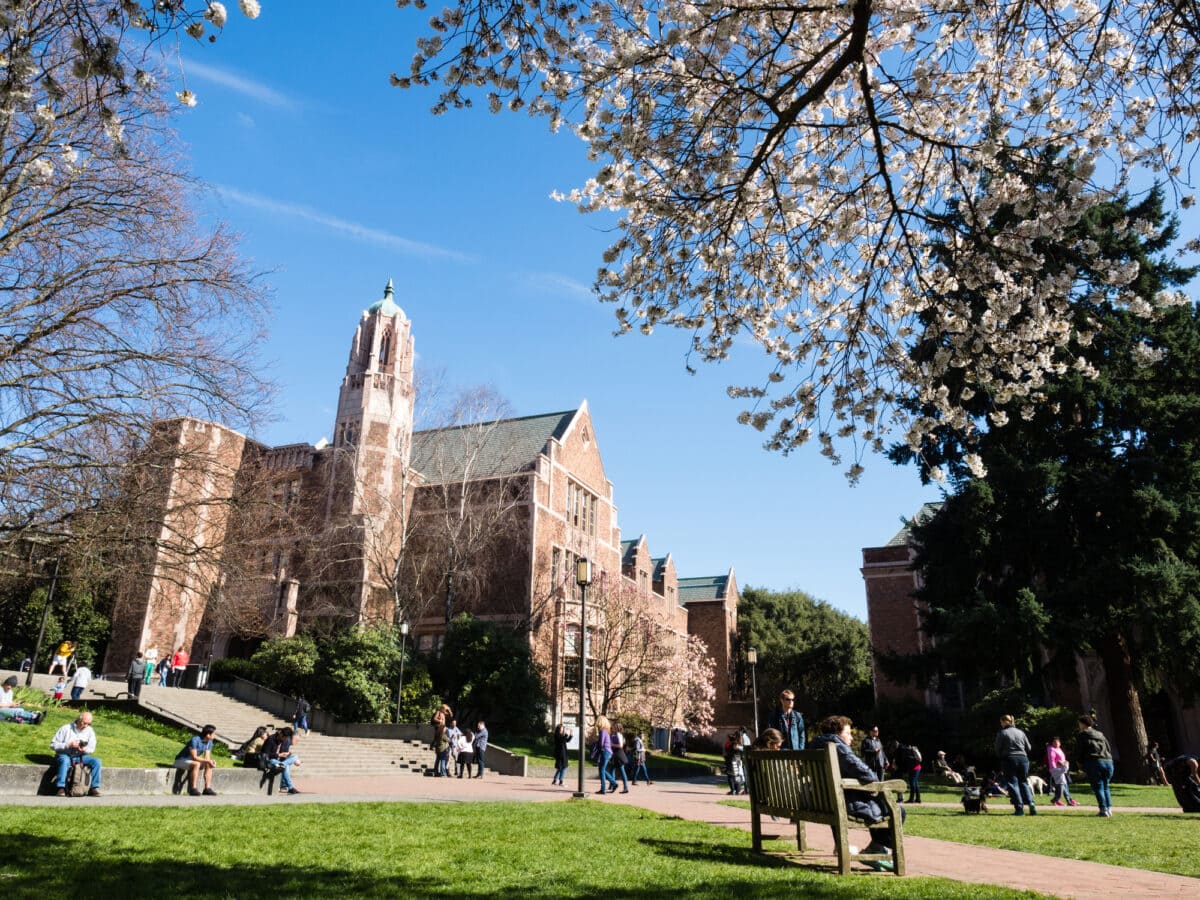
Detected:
left=395, top=0, right=1200, bottom=474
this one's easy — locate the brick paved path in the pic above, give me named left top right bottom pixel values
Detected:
left=6, top=772, right=1194, bottom=898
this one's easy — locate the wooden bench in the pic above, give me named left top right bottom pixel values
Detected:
left=746, top=744, right=907, bottom=875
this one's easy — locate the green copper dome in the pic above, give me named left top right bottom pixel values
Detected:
left=367, top=279, right=402, bottom=316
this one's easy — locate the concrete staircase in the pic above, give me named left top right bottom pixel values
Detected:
left=5, top=671, right=434, bottom=780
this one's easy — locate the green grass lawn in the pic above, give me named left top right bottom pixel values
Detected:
left=0, top=801, right=1047, bottom=899
left=723, top=797, right=1195, bottom=878
left=903, top=805, right=1198, bottom=878
left=0, top=701, right=233, bottom=768
left=918, top=780, right=1178, bottom=808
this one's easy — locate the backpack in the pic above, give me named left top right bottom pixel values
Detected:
left=897, top=744, right=921, bottom=770
left=67, top=761, right=92, bottom=797
left=587, top=741, right=601, bottom=764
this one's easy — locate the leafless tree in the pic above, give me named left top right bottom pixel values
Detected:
left=0, top=3, right=271, bottom=554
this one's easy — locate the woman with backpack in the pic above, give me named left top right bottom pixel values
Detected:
left=887, top=739, right=923, bottom=803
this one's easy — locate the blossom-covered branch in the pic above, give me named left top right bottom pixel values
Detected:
left=395, top=0, right=1198, bottom=474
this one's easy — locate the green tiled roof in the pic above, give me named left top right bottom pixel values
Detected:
left=678, top=575, right=728, bottom=602
left=412, top=409, right=576, bottom=483
left=885, top=501, right=945, bottom=546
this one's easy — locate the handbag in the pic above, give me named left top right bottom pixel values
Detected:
left=68, top=761, right=92, bottom=797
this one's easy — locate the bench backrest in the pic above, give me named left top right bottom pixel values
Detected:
left=746, top=744, right=846, bottom=826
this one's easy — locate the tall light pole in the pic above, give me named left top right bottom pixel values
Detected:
left=572, top=557, right=592, bottom=799
left=28, top=557, right=61, bottom=687
left=747, top=647, right=759, bottom=736
left=394, top=622, right=410, bottom=724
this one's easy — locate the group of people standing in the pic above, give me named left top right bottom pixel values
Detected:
left=431, top=705, right=488, bottom=778
left=992, top=713, right=1116, bottom=816
left=587, top=716, right=651, bottom=793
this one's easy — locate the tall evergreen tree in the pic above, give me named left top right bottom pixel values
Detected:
left=892, top=178, right=1200, bottom=774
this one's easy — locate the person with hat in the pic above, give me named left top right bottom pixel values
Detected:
left=0, top=674, right=44, bottom=724
left=174, top=724, right=220, bottom=795
left=934, top=749, right=964, bottom=785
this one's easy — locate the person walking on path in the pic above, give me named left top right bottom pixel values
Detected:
left=156, top=655, right=171, bottom=686
left=888, top=738, right=923, bottom=803
left=1075, top=714, right=1115, bottom=817
left=1045, top=737, right=1078, bottom=807
left=995, top=714, right=1037, bottom=816
left=551, top=723, right=571, bottom=786
left=630, top=732, right=652, bottom=785
left=767, top=689, right=806, bottom=750
left=292, top=694, right=311, bottom=735
left=171, top=646, right=189, bottom=688
left=126, top=652, right=145, bottom=699
left=68, top=661, right=91, bottom=701
left=594, top=715, right=617, bottom=794
left=608, top=723, right=630, bottom=793
left=860, top=725, right=887, bottom=781
left=472, top=720, right=488, bottom=779
left=50, top=710, right=102, bottom=796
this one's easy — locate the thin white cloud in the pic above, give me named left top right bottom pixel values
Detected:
left=214, top=186, right=474, bottom=262
left=520, top=271, right=596, bottom=302
left=183, top=59, right=297, bottom=109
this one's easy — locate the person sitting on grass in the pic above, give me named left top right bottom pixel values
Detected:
left=810, top=715, right=905, bottom=871
left=50, top=710, right=102, bottom=797
left=0, top=674, right=45, bottom=724
left=175, top=724, right=219, bottom=796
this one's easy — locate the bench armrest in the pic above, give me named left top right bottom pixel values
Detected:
left=841, top=778, right=906, bottom=794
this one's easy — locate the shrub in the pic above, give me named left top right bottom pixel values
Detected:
left=207, top=657, right=258, bottom=684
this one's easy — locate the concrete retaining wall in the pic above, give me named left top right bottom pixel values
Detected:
left=0, top=763, right=268, bottom=796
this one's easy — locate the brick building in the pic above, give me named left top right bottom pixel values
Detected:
left=103, top=282, right=744, bottom=733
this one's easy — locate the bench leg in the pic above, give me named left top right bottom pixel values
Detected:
left=890, top=818, right=906, bottom=875
left=751, top=808, right=763, bottom=852
left=794, top=819, right=807, bottom=853
left=832, top=821, right=852, bottom=875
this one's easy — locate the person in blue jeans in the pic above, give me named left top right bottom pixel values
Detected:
left=551, top=723, right=571, bottom=786
left=472, top=720, right=488, bottom=778
left=1075, top=715, right=1115, bottom=816
left=630, top=733, right=652, bottom=785
left=262, top=726, right=301, bottom=794
left=50, top=710, right=103, bottom=796
left=594, top=715, right=618, bottom=793
left=995, top=714, right=1036, bottom=815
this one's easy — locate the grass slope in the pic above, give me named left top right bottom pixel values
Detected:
left=0, top=802, right=1046, bottom=899
left=0, top=704, right=232, bottom=768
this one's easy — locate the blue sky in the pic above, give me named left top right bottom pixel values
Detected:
left=170, top=3, right=936, bottom=621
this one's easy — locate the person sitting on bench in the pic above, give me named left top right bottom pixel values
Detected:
left=261, top=726, right=301, bottom=794
left=810, top=715, right=906, bottom=869
left=174, top=724, right=219, bottom=796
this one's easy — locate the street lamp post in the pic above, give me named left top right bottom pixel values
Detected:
left=572, top=557, right=592, bottom=799
left=395, top=622, right=410, bottom=724
left=27, top=557, right=61, bottom=687
left=747, top=648, right=759, bottom=736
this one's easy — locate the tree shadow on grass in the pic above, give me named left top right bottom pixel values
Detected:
left=0, top=834, right=443, bottom=900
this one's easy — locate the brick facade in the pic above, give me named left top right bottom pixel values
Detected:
left=103, top=282, right=742, bottom=734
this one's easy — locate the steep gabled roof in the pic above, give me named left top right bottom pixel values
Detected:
left=411, top=409, right=576, bottom=483
left=620, top=539, right=639, bottom=565
left=678, top=574, right=729, bottom=603
left=885, top=501, right=945, bottom=546
left=652, top=556, right=670, bottom=579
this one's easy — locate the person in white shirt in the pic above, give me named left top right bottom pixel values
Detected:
left=50, top=710, right=102, bottom=796
left=69, top=663, right=91, bottom=701
left=0, top=674, right=44, bottom=724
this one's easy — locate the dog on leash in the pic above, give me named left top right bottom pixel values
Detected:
left=961, top=786, right=989, bottom=814
left=1027, top=775, right=1047, bottom=795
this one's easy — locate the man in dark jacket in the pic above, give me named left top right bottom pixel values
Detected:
left=811, top=715, right=905, bottom=867
left=767, top=689, right=805, bottom=750
left=1074, top=715, right=1114, bottom=816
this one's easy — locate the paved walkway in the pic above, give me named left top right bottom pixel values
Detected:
left=5, top=774, right=1194, bottom=898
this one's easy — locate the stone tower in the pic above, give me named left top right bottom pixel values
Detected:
left=326, top=279, right=416, bottom=619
